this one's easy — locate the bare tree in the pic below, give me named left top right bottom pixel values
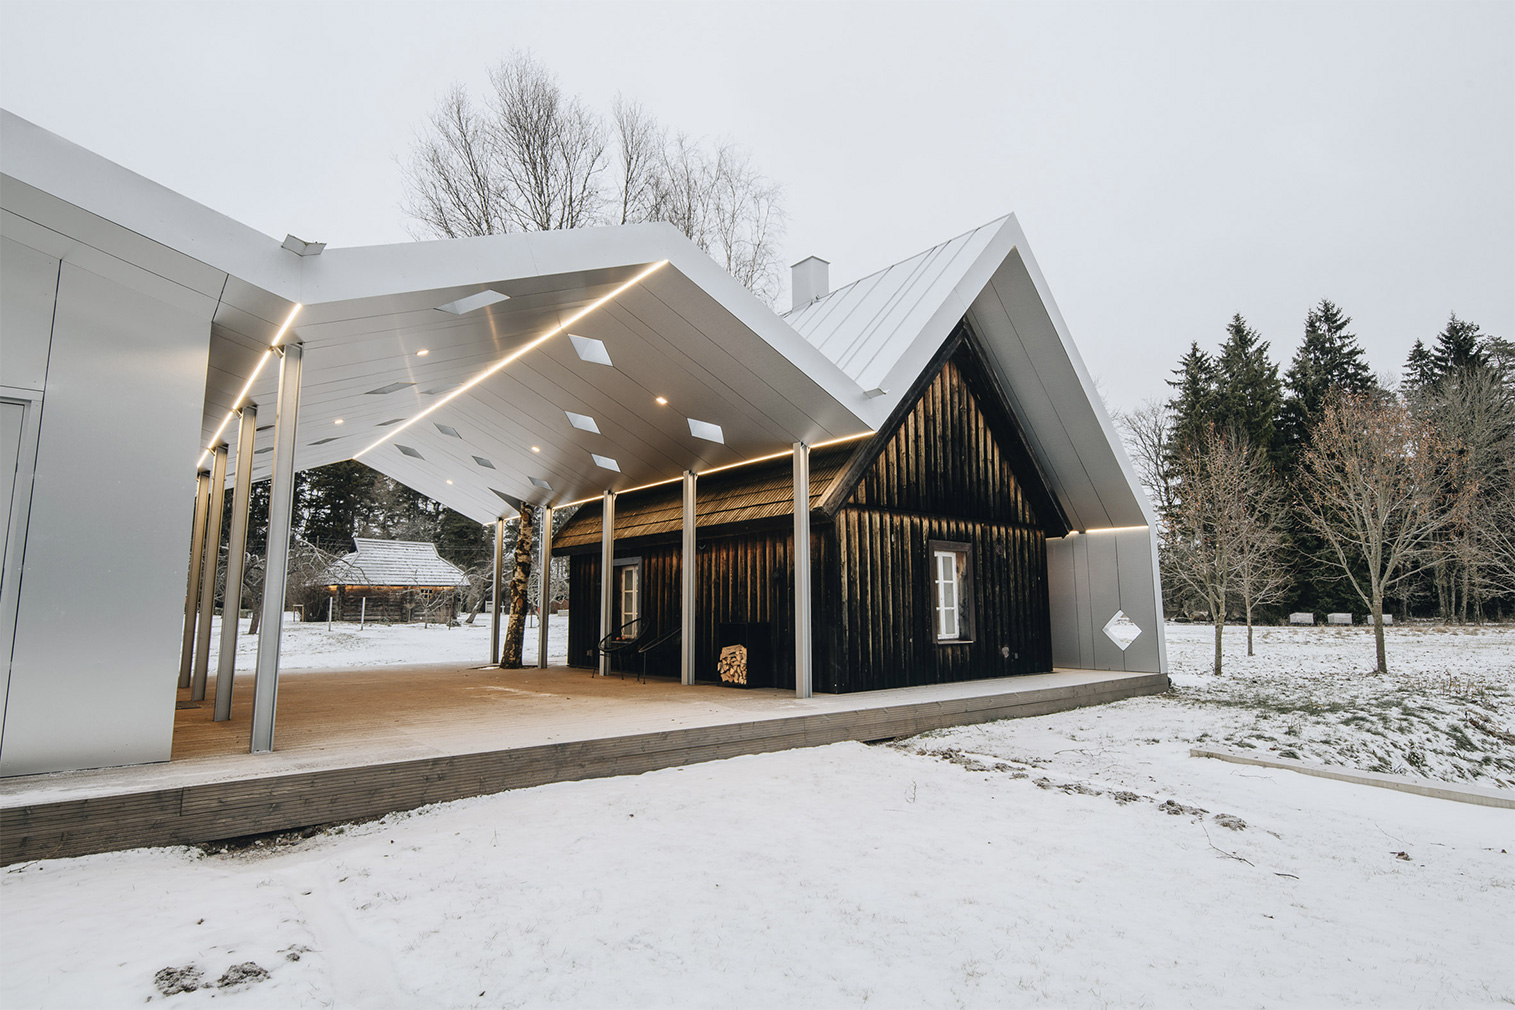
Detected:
left=500, top=506, right=536, bottom=668
left=1295, top=394, right=1469, bottom=673
left=1168, top=427, right=1250, bottom=674
left=611, top=95, right=664, bottom=225
left=403, top=50, right=607, bottom=238
left=1115, top=398, right=1177, bottom=519
left=1231, top=449, right=1291, bottom=656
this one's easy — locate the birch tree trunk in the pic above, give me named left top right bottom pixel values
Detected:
left=500, top=507, right=536, bottom=668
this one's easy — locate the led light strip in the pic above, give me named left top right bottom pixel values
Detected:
left=554, top=430, right=876, bottom=509
left=195, top=304, right=303, bottom=468
left=354, top=260, right=669, bottom=461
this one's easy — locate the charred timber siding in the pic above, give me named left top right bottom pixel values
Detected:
left=567, top=531, right=828, bottom=687
left=826, top=352, right=1051, bottom=691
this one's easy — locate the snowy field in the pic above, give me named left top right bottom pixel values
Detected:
left=2, top=621, right=1512, bottom=1008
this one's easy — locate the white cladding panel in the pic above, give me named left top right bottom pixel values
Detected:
left=1, top=262, right=212, bottom=775
left=0, top=236, right=58, bottom=391
left=1046, top=530, right=1165, bottom=675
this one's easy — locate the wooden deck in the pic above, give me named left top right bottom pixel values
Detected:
left=0, top=664, right=1168, bottom=864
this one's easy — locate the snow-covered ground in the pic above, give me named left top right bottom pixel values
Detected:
left=3, top=622, right=1511, bottom=1008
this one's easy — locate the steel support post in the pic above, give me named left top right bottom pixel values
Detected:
left=490, top=518, right=504, bottom=664
left=598, top=491, right=614, bottom=677
left=537, top=505, right=553, bottom=669
left=190, top=444, right=228, bottom=701
left=681, top=470, right=697, bottom=685
left=793, top=442, right=812, bottom=698
left=178, top=470, right=212, bottom=689
left=250, top=342, right=303, bottom=753
left=214, top=404, right=256, bottom=721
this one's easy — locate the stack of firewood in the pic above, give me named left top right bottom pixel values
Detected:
left=717, top=644, right=748, bottom=685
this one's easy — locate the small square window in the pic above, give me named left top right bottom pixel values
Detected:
left=929, top=540, right=975, bottom=644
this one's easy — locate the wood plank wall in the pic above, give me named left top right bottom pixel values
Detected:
left=567, top=527, right=829, bottom=687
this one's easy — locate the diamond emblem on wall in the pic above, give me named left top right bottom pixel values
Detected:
left=1102, top=610, right=1142, bottom=651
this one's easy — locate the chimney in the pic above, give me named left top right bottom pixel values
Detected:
left=791, top=256, right=830, bottom=311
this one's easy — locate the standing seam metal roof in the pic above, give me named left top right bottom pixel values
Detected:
left=320, top=538, right=470, bottom=587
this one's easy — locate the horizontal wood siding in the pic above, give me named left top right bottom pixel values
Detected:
left=835, top=508, right=1050, bottom=689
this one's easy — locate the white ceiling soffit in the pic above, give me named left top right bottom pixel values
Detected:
left=786, top=214, right=1153, bottom=532
left=205, top=227, right=875, bottom=523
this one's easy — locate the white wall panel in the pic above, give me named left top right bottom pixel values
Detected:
left=1, top=262, right=212, bottom=775
left=1046, top=529, right=1167, bottom=676
left=0, top=236, right=59, bottom=392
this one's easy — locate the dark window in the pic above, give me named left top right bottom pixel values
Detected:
left=929, top=540, right=974, bottom=643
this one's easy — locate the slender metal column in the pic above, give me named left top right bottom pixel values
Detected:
left=681, top=470, right=697, bottom=685
left=214, top=404, right=256, bottom=721
left=178, top=470, right=212, bottom=689
left=490, top=518, right=504, bottom=664
left=190, top=444, right=228, bottom=701
left=537, top=505, right=553, bottom=668
left=793, top=441, right=812, bottom=698
left=250, top=342, right=303, bottom=753
left=598, top=491, right=614, bottom=677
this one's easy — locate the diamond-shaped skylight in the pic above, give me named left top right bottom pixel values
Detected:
left=591, top=453, right=620, bottom=472
left=437, top=289, right=510, bottom=315
left=568, top=334, right=613, bottom=366
left=256, top=424, right=274, bottom=432
left=529, top=477, right=553, bottom=490
left=366, top=381, right=415, bottom=395
left=376, top=418, right=405, bottom=426
left=687, top=418, right=725, bottom=444
left=254, top=446, right=273, bottom=455
left=395, top=444, right=424, bottom=459
left=473, top=456, right=496, bottom=469
left=565, top=411, right=600, bottom=434
left=422, top=385, right=458, bottom=396
left=308, top=437, right=340, bottom=446
left=435, top=424, right=461, bottom=438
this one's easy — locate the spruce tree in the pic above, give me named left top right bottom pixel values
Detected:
left=1166, top=341, right=1218, bottom=458
left=1213, top=313, right=1282, bottom=459
left=1278, top=299, right=1374, bottom=466
left=1402, top=339, right=1438, bottom=398
left=1429, top=313, right=1488, bottom=375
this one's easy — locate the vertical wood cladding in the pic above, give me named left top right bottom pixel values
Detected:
left=561, top=332, right=1054, bottom=692
left=566, top=529, right=829, bottom=687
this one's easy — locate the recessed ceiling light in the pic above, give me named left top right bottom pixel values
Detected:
left=568, top=334, right=613, bottom=366
left=416, top=349, right=429, bottom=357
left=592, top=453, right=620, bottom=472
left=530, top=446, right=541, bottom=453
left=446, top=479, right=453, bottom=485
left=655, top=396, right=668, bottom=405
left=688, top=418, right=725, bottom=444
left=565, top=411, right=600, bottom=434
left=334, top=418, right=344, bottom=425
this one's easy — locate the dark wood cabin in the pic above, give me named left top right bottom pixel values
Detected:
left=553, top=323, right=1068, bottom=692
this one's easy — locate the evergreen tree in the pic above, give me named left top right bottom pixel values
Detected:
left=1278, top=299, right=1374, bottom=466
left=1213, top=314, right=1282, bottom=459
left=301, top=460, right=378, bottom=552
left=1402, top=339, right=1438, bottom=398
left=1428, top=313, right=1488, bottom=375
left=1165, top=341, right=1218, bottom=458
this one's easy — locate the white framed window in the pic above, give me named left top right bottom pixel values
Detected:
left=616, top=560, right=640, bottom=627
left=929, top=540, right=974, bottom=644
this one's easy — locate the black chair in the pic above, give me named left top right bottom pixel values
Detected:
left=595, top=617, right=648, bottom=678
left=635, top=626, right=681, bottom=683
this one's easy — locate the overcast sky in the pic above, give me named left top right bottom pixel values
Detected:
left=2, top=1, right=1510, bottom=415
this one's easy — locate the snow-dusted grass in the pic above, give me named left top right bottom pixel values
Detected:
left=1164, top=622, right=1515, bottom=787
left=2, top=623, right=1511, bottom=1007
left=210, top=613, right=570, bottom=671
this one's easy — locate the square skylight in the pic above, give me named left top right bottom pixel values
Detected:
left=529, top=477, right=553, bottom=490
left=395, top=444, right=424, bottom=459
left=568, top=334, right=613, bottom=366
left=687, top=418, right=725, bottom=444
left=366, top=381, right=415, bottom=395
left=437, top=289, right=511, bottom=315
left=565, top=410, right=600, bottom=434
left=473, top=456, right=496, bottom=469
left=435, top=424, right=462, bottom=438
left=591, top=453, right=620, bottom=472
